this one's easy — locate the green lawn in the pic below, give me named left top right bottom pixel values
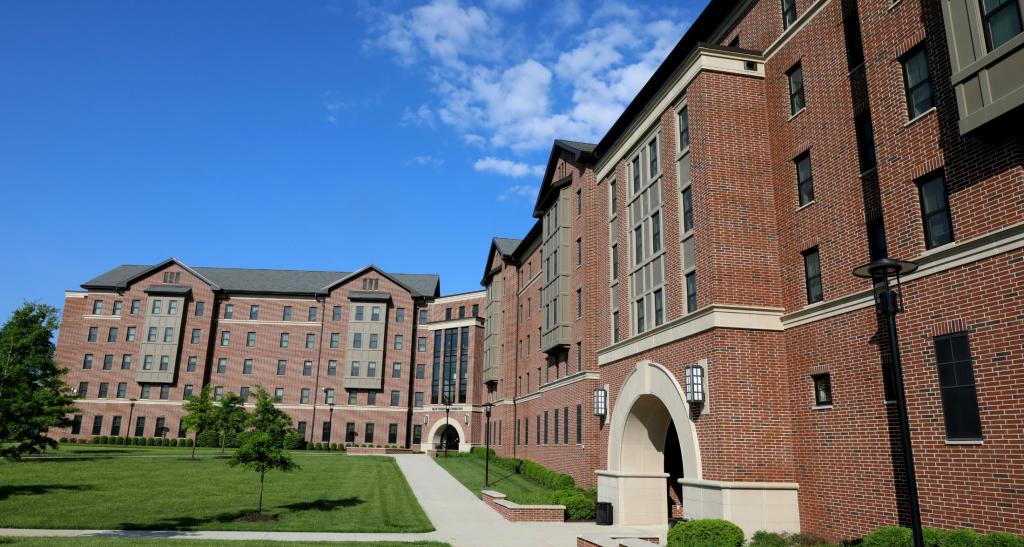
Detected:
left=0, top=539, right=449, bottom=547
left=432, top=454, right=554, bottom=504
left=0, top=445, right=432, bottom=533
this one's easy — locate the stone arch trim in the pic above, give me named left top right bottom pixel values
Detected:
left=606, top=360, right=702, bottom=480
left=425, top=418, right=469, bottom=453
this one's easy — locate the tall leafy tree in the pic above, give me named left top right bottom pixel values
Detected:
left=214, top=391, right=247, bottom=454
left=0, top=303, right=78, bottom=459
left=181, top=385, right=216, bottom=460
left=229, top=387, right=298, bottom=515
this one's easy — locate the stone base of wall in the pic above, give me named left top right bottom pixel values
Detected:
left=346, top=447, right=414, bottom=455
left=576, top=535, right=661, bottom=547
left=482, top=490, right=565, bottom=522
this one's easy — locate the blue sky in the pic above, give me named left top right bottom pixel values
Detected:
left=0, top=0, right=706, bottom=321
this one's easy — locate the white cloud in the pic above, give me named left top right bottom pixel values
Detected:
left=486, top=0, right=528, bottom=10
left=474, top=157, right=545, bottom=178
left=324, top=99, right=349, bottom=124
left=402, top=104, right=437, bottom=127
left=408, top=155, right=444, bottom=166
left=498, top=184, right=539, bottom=201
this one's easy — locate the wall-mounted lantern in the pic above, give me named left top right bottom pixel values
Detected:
left=423, top=414, right=429, bottom=425
left=593, top=388, right=607, bottom=416
left=684, top=365, right=705, bottom=404
left=464, top=414, right=469, bottom=424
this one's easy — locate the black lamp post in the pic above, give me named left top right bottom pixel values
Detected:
left=483, top=402, right=494, bottom=486
left=125, top=398, right=137, bottom=440
left=853, top=256, right=922, bottom=547
left=325, top=389, right=335, bottom=445
left=443, top=394, right=452, bottom=457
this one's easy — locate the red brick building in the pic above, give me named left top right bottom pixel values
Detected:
left=53, top=0, right=1023, bottom=541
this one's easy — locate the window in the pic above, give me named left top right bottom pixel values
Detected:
left=981, top=0, right=1023, bottom=50
left=70, top=415, right=82, bottom=434
left=325, top=388, right=335, bottom=405
left=140, top=384, right=150, bottom=399
left=902, top=46, right=934, bottom=119
left=277, top=360, right=287, bottom=375
left=390, top=390, right=400, bottom=406
left=682, top=187, right=694, bottom=232
left=415, top=392, right=424, bottom=407
left=191, top=328, right=201, bottom=344
left=111, top=416, right=122, bottom=436
left=363, top=278, right=379, bottom=290
left=220, top=331, right=230, bottom=346
left=459, top=305, right=466, bottom=318
left=392, top=362, right=402, bottom=378
left=364, top=423, right=375, bottom=444
left=472, top=304, right=479, bottom=317
left=788, top=63, right=805, bottom=115
left=306, top=333, right=316, bottom=349
left=803, top=247, right=823, bottom=304
left=130, top=299, right=141, bottom=315
left=544, top=411, right=549, bottom=444
left=195, top=302, right=205, bottom=317
left=577, top=289, right=583, bottom=319
left=416, top=364, right=425, bottom=379
left=184, top=384, right=194, bottom=398
left=246, top=332, right=256, bottom=347
left=77, top=381, right=88, bottom=398
left=308, top=306, right=318, bottom=322
left=413, top=424, right=422, bottom=444
left=855, top=112, right=877, bottom=172
left=576, top=404, right=583, bottom=444
left=159, top=355, right=169, bottom=371
left=87, top=327, right=97, bottom=342
left=576, top=341, right=582, bottom=371
left=813, top=373, right=833, bottom=406
left=274, top=388, right=284, bottom=401
left=328, top=360, right=338, bottom=376
left=98, top=383, right=109, bottom=398
left=217, top=358, right=227, bottom=374
left=116, top=382, right=127, bottom=398
left=348, top=391, right=358, bottom=405
left=648, top=138, right=659, bottom=177
left=280, top=332, right=289, bottom=348
left=610, top=179, right=617, bottom=214
left=154, top=416, right=166, bottom=437
left=918, top=173, right=955, bottom=249
left=419, top=309, right=428, bottom=324
left=636, top=299, right=646, bottom=334
left=369, top=334, right=378, bottom=349
left=678, top=106, right=690, bottom=149
left=781, top=0, right=797, bottom=28
left=214, top=387, right=223, bottom=400
left=418, top=336, right=427, bottom=352
left=631, top=157, right=641, bottom=194
left=795, top=152, right=813, bottom=206
left=185, top=356, right=195, bottom=372
left=107, top=327, right=118, bottom=343
left=611, top=244, right=619, bottom=280
left=102, top=354, right=113, bottom=370
left=388, top=424, right=398, bottom=444
left=350, top=361, right=360, bottom=376
left=612, top=311, right=620, bottom=343
left=686, top=273, right=698, bottom=313
left=146, top=327, right=157, bottom=342
left=300, top=388, right=310, bottom=404
left=112, top=301, right=122, bottom=315
left=445, top=307, right=452, bottom=320
left=298, top=421, right=307, bottom=436
left=634, top=226, right=644, bottom=264
left=123, top=354, right=133, bottom=370
left=134, top=416, right=146, bottom=437
left=303, top=361, right=313, bottom=376
left=345, top=422, right=356, bottom=442
left=576, top=188, right=583, bottom=216
left=243, top=359, right=253, bottom=375
left=371, top=307, right=380, bottom=321
left=151, top=299, right=162, bottom=314
left=160, top=385, right=170, bottom=400
left=141, top=354, right=153, bottom=370
left=368, top=362, right=377, bottom=377
left=651, top=211, right=662, bottom=252
left=222, top=303, right=236, bottom=320
left=934, top=332, right=983, bottom=440
left=394, top=335, right=403, bottom=350
left=126, top=326, right=136, bottom=342
left=332, top=305, right=342, bottom=321
left=91, top=416, right=104, bottom=436
left=367, top=391, right=377, bottom=405
left=395, top=308, right=405, bottom=323
left=167, top=300, right=178, bottom=315
left=654, top=289, right=664, bottom=326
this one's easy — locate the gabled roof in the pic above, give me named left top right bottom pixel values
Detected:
left=533, top=139, right=598, bottom=217
left=82, top=260, right=440, bottom=298
left=481, top=236, right=523, bottom=285
left=318, top=264, right=440, bottom=298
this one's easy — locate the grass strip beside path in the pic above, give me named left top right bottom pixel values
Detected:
left=0, top=538, right=449, bottom=547
left=431, top=454, right=554, bottom=504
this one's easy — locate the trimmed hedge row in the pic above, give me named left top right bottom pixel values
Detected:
left=862, top=526, right=1024, bottom=547
left=673, top=522, right=1024, bottom=547
left=60, top=436, right=194, bottom=447
left=467, top=447, right=595, bottom=520
left=469, top=447, right=576, bottom=489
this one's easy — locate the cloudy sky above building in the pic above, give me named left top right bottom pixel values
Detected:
left=0, top=0, right=706, bottom=320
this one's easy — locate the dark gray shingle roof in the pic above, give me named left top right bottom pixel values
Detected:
left=493, top=238, right=522, bottom=257
left=82, top=263, right=440, bottom=298
left=554, top=139, right=597, bottom=154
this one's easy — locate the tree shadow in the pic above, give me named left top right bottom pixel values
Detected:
left=276, top=497, right=364, bottom=512
left=119, top=510, right=253, bottom=530
left=0, top=484, right=93, bottom=501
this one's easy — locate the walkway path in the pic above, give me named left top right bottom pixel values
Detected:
left=0, top=454, right=661, bottom=547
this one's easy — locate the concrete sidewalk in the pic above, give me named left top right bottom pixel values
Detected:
left=0, top=454, right=662, bottom=547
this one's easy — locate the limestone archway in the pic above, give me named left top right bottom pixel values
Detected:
left=424, top=418, right=469, bottom=453
left=598, top=360, right=701, bottom=528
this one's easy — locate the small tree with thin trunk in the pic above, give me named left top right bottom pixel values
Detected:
left=0, top=303, right=78, bottom=460
left=229, top=387, right=297, bottom=515
left=181, top=385, right=216, bottom=460
left=213, top=391, right=246, bottom=454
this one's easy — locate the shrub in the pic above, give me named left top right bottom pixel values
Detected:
left=520, top=460, right=575, bottom=490
left=340, top=444, right=346, bottom=452
left=330, top=443, right=338, bottom=451
left=667, top=519, right=744, bottom=547
left=550, top=489, right=596, bottom=520
left=748, top=531, right=791, bottom=547
left=196, top=430, right=219, bottom=447
left=979, top=532, right=1024, bottom=547
left=283, top=432, right=305, bottom=450
left=863, top=526, right=912, bottom=547
left=941, top=529, right=980, bottom=547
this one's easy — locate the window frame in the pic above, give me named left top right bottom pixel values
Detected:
left=787, top=62, right=805, bottom=115
left=917, top=172, right=955, bottom=250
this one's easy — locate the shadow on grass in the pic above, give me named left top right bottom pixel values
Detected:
left=276, top=497, right=364, bottom=512
left=0, top=484, right=93, bottom=501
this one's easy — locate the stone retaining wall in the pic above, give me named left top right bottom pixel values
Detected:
left=481, top=490, right=565, bottom=522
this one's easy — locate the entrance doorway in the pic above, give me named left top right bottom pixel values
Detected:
left=435, top=424, right=460, bottom=451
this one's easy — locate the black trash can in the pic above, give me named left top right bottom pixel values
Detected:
left=596, top=502, right=613, bottom=525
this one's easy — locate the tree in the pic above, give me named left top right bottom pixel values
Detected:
left=229, top=387, right=298, bottom=515
left=181, top=385, right=216, bottom=460
left=213, top=391, right=246, bottom=454
left=0, top=303, right=78, bottom=460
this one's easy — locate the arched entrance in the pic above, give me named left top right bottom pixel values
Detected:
left=423, top=418, right=469, bottom=453
left=435, top=424, right=460, bottom=451
left=599, top=360, right=701, bottom=528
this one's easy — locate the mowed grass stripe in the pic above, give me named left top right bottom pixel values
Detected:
left=0, top=445, right=432, bottom=533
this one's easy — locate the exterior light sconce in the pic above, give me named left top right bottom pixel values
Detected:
left=423, top=415, right=429, bottom=424
left=684, top=365, right=705, bottom=404
left=464, top=414, right=469, bottom=424
left=593, top=388, right=607, bottom=417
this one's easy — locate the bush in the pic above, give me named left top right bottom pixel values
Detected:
left=979, top=532, right=1024, bottom=547
left=330, top=443, right=338, bottom=451
left=550, top=489, right=596, bottom=520
left=667, top=519, right=744, bottom=547
left=941, top=529, right=980, bottom=547
left=283, top=432, right=305, bottom=450
left=864, top=526, right=912, bottom=547
left=748, top=531, right=791, bottom=547
left=519, top=460, right=575, bottom=490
